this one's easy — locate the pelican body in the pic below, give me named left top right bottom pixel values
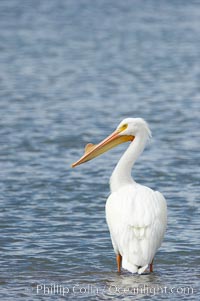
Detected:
left=72, top=118, right=167, bottom=274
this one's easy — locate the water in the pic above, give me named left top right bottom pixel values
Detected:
left=0, top=0, right=200, bottom=300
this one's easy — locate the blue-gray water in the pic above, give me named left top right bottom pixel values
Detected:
left=0, top=0, right=200, bottom=300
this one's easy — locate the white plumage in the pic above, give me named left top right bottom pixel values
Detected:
left=72, top=117, right=167, bottom=274
left=106, top=184, right=167, bottom=274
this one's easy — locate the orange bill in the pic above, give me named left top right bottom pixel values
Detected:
left=71, top=129, right=134, bottom=168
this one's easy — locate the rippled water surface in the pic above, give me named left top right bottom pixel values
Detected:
left=0, top=0, right=200, bottom=300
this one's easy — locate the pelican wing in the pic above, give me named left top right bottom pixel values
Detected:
left=106, top=184, right=167, bottom=270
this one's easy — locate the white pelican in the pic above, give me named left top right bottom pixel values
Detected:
left=72, top=118, right=167, bottom=274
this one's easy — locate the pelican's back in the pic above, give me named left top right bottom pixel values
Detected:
left=106, top=183, right=167, bottom=274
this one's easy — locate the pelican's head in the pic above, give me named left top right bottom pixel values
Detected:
left=116, top=118, right=151, bottom=138
left=71, top=118, right=151, bottom=168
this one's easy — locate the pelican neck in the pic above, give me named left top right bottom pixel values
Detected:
left=110, top=132, right=148, bottom=193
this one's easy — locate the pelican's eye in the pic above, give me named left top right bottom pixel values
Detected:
left=119, top=124, right=128, bottom=132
